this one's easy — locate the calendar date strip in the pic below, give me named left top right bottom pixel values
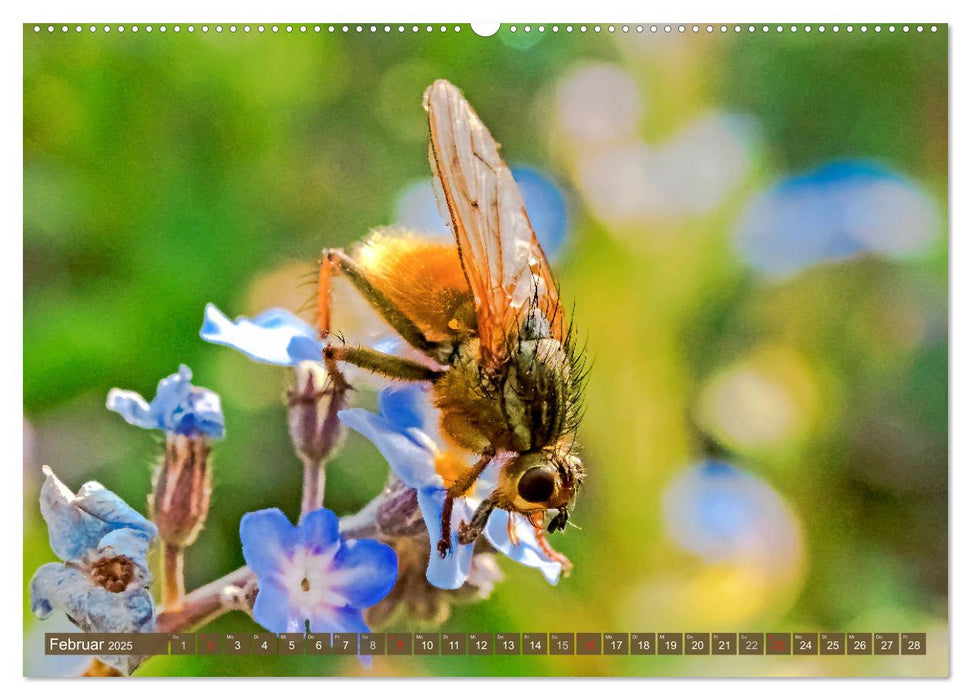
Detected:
left=45, top=631, right=928, bottom=657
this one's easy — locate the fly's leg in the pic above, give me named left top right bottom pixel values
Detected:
left=323, top=344, right=443, bottom=388
left=446, top=449, right=494, bottom=498
left=506, top=512, right=521, bottom=546
left=437, top=450, right=494, bottom=557
left=320, top=248, right=452, bottom=363
left=528, top=511, right=573, bottom=574
left=534, top=526, right=573, bottom=575
left=437, top=496, right=454, bottom=557
left=456, top=491, right=500, bottom=546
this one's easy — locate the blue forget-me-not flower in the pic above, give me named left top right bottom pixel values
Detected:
left=200, top=302, right=404, bottom=368
left=106, top=364, right=224, bottom=439
left=30, top=467, right=158, bottom=675
left=338, top=384, right=565, bottom=590
left=107, top=365, right=223, bottom=547
left=240, top=507, right=397, bottom=636
left=200, top=304, right=327, bottom=367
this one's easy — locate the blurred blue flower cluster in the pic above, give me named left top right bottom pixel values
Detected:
left=661, top=459, right=800, bottom=565
left=735, top=160, right=940, bottom=279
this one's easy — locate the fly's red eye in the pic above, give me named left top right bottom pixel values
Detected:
left=517, top=467, right=556, bottom=503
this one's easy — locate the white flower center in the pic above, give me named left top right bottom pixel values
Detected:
left=280, top=542, right=348, bottom=611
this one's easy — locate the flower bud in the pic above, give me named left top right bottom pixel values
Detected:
left=375, top=479, right=427, bottom=538
left=287, top=361, right=346, bottom=465
left=151, top=434, right=212, bottom=547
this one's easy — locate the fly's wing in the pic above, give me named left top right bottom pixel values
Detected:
left=423, top=79, right=564, bottom=372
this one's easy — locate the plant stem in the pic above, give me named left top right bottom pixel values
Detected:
left=338, top=501, right=381, bottom=540
left=161, top=542, right=185, bottom=611
left=156, top=565, right=256, bottom=633
left=300, top=457, right=326, bottom=518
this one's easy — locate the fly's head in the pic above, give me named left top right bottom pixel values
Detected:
left=498, top=446, right=584, bottom=532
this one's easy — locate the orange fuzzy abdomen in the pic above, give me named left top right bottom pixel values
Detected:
left=355, top=230, right=477, bottom=342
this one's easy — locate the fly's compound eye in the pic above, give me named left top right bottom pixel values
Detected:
left=517, top=466, right=556, bottom=503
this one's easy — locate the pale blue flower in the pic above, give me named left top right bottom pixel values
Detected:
left=339, top=385, right=563, bottom=590
left=200, top=303, right=325, bottom=366
left=200, top=303, right=402, bottom=370
left=30, top=467, right=158, bottom=675
left=106, top=364, right=224, bottom=438
left=735, top=160, right=940, bottom=279
left=240, top=507, right=397, bottom=637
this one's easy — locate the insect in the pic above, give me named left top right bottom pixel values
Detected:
left=319, top=79, right=586, bottom=562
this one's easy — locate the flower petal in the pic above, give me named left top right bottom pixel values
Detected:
left=40, top=467, right=155, bottom=562
left=383, top=382, right=454, bottom=448
left=338, top=408, right=439, bottom=488
left=29, top=563, right=83, bottom=619
left=252, top=577, right=304, bottom=634
left=107, top=365, right=224, bottom=438
left=105, top=389, right=158, bottom=430
left=75, top=479, right=156, bottom=536
left=287, top=335, right=326, bottom=364
left=171, top=387, right=225, bottom=438
left=149, top=364, right=194, bottom=429
left=297, top=508, right=341, bottom=555
left=80, top=584, right=155, bottom=631
left=329, top=539, right=398, bottom=608
left=30, top=563, right=156, bottom=674
left=417, top=488, right=474, bottom=589
left=40, top=474, right=105, bottom=562
left=83, top=587, right=156, bottom=675
left=308, top=604, right=369, bottom=635
left=378, top=385, right=426, bottom=431
left=466, top=553, right=504, bottom=598
left=200, top=303, right=318, bottom=366
left=308, top=604, right=373, bottom=666
left=484, top=509, right=562, bottom=585
left=240, top=508, right=298, bottom=578
left=475, top=460, right=502, bottom=492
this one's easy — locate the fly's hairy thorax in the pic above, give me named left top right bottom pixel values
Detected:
left=432, top=313, right=578, bottom=455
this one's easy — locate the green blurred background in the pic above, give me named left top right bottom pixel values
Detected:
left=23, top=24, right=947, bottom=677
